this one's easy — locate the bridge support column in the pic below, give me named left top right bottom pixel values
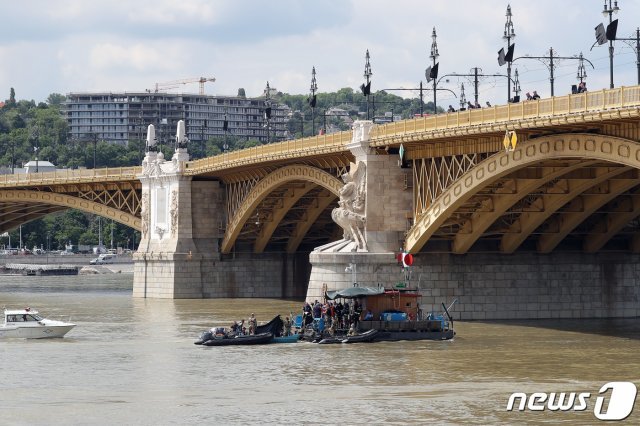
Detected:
left=307, top=121, right=413, bottom=300
left=133, top=123, right=222, bottom=298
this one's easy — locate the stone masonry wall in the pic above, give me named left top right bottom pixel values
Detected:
left=308, top=251, right=640, bottom=320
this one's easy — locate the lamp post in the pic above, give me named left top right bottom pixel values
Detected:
left=223, top=108, right=229, bottom=152
left=345, top=262, right=357, bottom=286
left=514, top=69, right=521, bottom=100
left=577, top=53, right=588, bottom=84
left=436, top=69, right=513, bottom=105
left=380, top=86, right=457, bottom=116
left=512, top=49, right=594, bottom=96
left=31, top=125, right=39, bottom=173
left=309, top=66, right=318, bottom=135
left=264, top=81, right=272, bottom=144
left=459, top=83, right=467, bottom=110
left=503, top=4, right=516, bottom=102
left=429, top=27, right=439, bottom=113
left=602, top=0, right=620, bottom=88
left=362, top=50, right=372, bottom=119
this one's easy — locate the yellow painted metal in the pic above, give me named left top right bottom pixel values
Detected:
left=221, top=165, right=343, bottom=254
left=370, top=86, right=640, bottom=145
left=0, top=167, right=140, bottom=187
left=583, top=192, right=640, bottom=253
left=253, top=182, right=315, bottom=253
left=499, top=167, right=631, bottom=253
left=285, top=192, right=337, bottom=253
left=185, top=131, right=352, bottom=175
left=537, top=175, right=640, bottom=253
left=0, top=190, right=141, bottom=230
left=451, top=161, right=597, bottom=254
left=405, top=134, right=640, bottom=254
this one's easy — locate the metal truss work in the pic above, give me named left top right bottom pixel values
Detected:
left=0, top=190, right=141, bottom=231
left=405, top=134, right=640, bottom=254
left=221, top=165, right=343, bottom=254
left=412, top=153, right=489, bottom=220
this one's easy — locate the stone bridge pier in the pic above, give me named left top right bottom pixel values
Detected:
left=307, top=121, right=413, bottom=302
left=133, top=122, right=222, bottom=298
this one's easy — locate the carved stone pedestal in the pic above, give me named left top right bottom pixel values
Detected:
left=306, top=120, right=413, bottom=300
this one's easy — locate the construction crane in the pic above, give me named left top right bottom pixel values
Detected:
left=154, top=77, right=216, bottom=95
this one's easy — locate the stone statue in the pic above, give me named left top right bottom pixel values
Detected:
left=331, top=161, right=367, bottom=250
left=140, top=193, right=149, bottom=238
left=170, top=190, right=178, bottom=237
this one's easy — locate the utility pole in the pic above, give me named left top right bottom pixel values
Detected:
left=429, top=27, right=439, bottom=113
left=512, top=49, right=594, bottom=96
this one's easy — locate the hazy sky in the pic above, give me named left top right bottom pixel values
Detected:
left=1, top=0, right=639, bottom=106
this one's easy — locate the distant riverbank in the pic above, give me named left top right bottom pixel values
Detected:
left=0, top=253, right=134, bottom=274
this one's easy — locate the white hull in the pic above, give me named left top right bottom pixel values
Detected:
left=0, top=323, right=75, bottom=339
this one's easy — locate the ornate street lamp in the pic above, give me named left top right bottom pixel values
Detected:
left=309, top=66, right=318, bottom=135
left=577, top=53, right=588, bottom=84
left=459, top=83, right=467, bottom=110
left=502, top=4, right=516, bottom=102
left=361, top=50, right=372, bottom=119
left=429, top=27, right=439, bottom=113
left=602, top=0, right=620, bottom=88
left=264, top=81, right=272, bottom=144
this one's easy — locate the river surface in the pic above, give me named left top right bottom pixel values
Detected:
left=1, top=274, right=639, bottom=425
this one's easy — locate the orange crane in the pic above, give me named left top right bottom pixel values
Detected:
left=154, top=77, right=216, bottom=95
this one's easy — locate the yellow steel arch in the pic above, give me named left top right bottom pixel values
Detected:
left=0, top=190, right=141, bottom=231
left=221, top=165, right=343, bottom=254
left=405, top=134, right=640, bottom=254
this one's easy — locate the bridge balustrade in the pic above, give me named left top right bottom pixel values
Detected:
left=371, top=86, right=640, bottom=140
left=0, top=167, right=141, bottom=187
left=185, top=131, right=352, bottom=174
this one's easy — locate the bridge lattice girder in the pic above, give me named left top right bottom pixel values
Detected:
left=221, top=165, right=343, bottom=254
left=0, top=189, right=141, bottom=232
left=406, top=134, right=640, bottom=254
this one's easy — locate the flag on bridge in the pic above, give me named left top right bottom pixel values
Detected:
left=595, top=23, right=608, bottom=45
left=498, top=48, right=506, bottom=66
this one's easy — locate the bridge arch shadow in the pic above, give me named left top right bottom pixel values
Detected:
left=221, top=165, right=343, bottom=254
left=406, top=134, right=640, bottom=254
left=0, top=190, right=141, bottom=232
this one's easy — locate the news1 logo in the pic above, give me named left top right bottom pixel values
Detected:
left=507, top=382, right=637, bottom=421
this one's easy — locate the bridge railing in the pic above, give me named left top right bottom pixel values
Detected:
left=0, top=166, right=141, bottom=187
left=185, top=130, right=352, bottom=173
left=371, top=85, right=640, bottom=139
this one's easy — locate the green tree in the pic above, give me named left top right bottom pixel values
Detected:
left=46, top=93, right=66, bottom=106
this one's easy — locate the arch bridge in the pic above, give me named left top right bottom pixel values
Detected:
left=0, top=86, right=639, bottom=257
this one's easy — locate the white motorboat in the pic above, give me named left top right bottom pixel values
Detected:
left=1, top=307, right=76, bottom=339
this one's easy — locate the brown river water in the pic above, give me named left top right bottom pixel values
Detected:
left=0, top=274, right=639, bottom=425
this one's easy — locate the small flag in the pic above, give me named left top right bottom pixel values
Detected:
left=360, top=81, right=371, bottom=96
left=429, top=63, right=439, bottom=80
left=606, top=19, right=618, bottom=41
left=503, top=130, right=518, bottom=151
left=425, top=65, right=433, bottom=81
left=505, top=43, right=515, bottom=62
left=510, top=131, right=518, bottom=150
left=498, top=48, right=506, bottom=66
left=503, top=131, right=511, bottom=150
left=595, top=23, right=608, bottom=45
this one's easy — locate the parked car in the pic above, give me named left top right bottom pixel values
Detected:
left=89, top=254, right=116, bottom=265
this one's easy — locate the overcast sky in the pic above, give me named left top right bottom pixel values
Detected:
left=1, top=0, right=639, bottom=107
